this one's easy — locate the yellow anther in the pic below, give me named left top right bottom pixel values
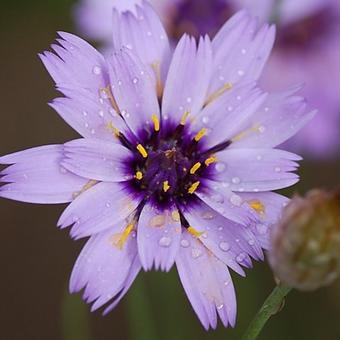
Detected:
left=205, top=83, right=233, bottom=106
left=111, top=223, right=135, bottom=250
left=190, top=162, right=202, bottom=174
left=106, top=121, right=120, bottom=137
left=232, top=124, right=261, bottom=142
left=180, top=111, right=190, bottom=125
left=72, top=179, right=98, bottom=199
left=194, top=128, right=208, bottom=142
left=205, top=156, right=217, bottom=166
left=248, top=200, right=265, bottom=215
left=137, top=144, right=148, bottom=158
left=151, top=114, right=160, bottom=132
left=135, top=171, right=143, bottom=180
left=163, top=180, right=170, bottom=192
left=187, top=226, right=205, bottom=238
left=188, top=181, right=200, bottom=194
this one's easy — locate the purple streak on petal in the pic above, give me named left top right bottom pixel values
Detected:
left=58, top=182, right=142, bottom=239
left=212, top=148, right=301, bottom=191
left=137, top=202, right=181, bottom=271
left=162, top=34, right=212, bottom=123
left=0, top=145, right=87, bottom=204
left=62, top=138, right=132, bottom=182
left=176, top=230, right=237, bottom=329
left=69, top=227, right=140, bottom=312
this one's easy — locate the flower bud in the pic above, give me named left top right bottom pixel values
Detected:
left=269, top=190, right=340, bottom=291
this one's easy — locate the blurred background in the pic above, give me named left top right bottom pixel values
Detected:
left=0, top=0, right=339, bottom=339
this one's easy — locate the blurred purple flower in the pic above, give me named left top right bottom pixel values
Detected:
left=258, top=0, right=340, bottom=158
left=0, top=3, right=314, bottom=330
left=74, top=0, right=340, bottom=158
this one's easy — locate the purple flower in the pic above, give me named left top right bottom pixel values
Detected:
left=0, top=4, right=314, bottom=330
left=258, top=0, right=340, bottom=158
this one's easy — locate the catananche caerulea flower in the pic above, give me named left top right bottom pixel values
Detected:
left=259, top=0, right=340, bottom=158
left=0, top=2, right=315, bottom=329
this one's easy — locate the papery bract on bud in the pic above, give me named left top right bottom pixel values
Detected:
left=270, top=190, right=340, bottom=291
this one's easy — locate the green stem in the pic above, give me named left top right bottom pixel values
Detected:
left=126, top=277, right=158, bottom=340
left=241, top=285, right=292, bottom=340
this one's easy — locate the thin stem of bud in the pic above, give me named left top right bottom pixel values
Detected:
left=241, top=285, right=292, bottom=340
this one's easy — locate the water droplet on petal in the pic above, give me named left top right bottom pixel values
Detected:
left=212, top=193, right=225, bottom=204
left=256, top=224, right=268, bottom=235
left=215, top=162, right=226, bottom=173
left=98, top=110, right=104, bottom=117
left=219, top=242, right=230, bottom=252
left=181, top=239, right=190, bottom=248
left=232, top=177, right=241, bottom=184
left=236, top=252, right=247, bottom=263
left=191, top=248, right=203, bottom=259
left=132, top=77, right=139, bottom=84
left=238, top=70, right=245, bottom=77
left=201, top=211, right=215, bottom=220
left=202, top=116, right=210, bottom=124
left=248, top=239, right=255, bottom=246
left=82, top=110, right=88, bottom=116
left=275, top=167, right=281, bottom=173
left=258, top=125, right=266, bottom=133
left=230, top=194, right=242, bottom=206
left=159, top=236, right=172, bottom=247
left=241, top=48, right=247, bottom=55
left=92, top=65, right=102, bottom=75
left=217, top=304, right=224, bottom=310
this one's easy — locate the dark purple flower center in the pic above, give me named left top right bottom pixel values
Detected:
left=122, top=119, right=226, bottom=210
left=168, top=0, right=233, bottom=39
left=276, top=7, right=337, bottom=51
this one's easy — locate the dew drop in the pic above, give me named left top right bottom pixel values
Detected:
left=92, top=65, right=102, bottom=75
left=82, top=110, right=88, bottom=116
left=118, top=80, right=122, bottom=86
left=256, top=224, right=268, bottom=235
left=90, top=129, right=95, bottom=135
left=132, top=77, right=139, bottom=84
left=241, top=48, right=247, bottom=55
left=150, top=215, right=165, bottom=228
left=191, top=248, right=202, bottom=259
left=236, top=253, right=246, bottom=263
left=217, top=304, right=224, bottom=310
left=159, top=236, right=172, bottom=247
left=227, top=106, right=233, bottom=111
left=60, top=167, right=67, bottom=174
left=201, top=211, right=215, bottom=220
left=105, top=202, right=111, bottom=208
left=232, top=177, right=241, bottom=184
left=186, top=97, right=192, bottom=103
left=215, top=162, right=226, bottom=172
left=230, top=194, right=242, bottom=206
left=275, top=167, right=281, bottom=173
left=248, top=239, right=255, bottom=246
left=99, top=89, right=109, bottom=99
left=202, top=116, right=210, bottom=124
left=147, top=31, right=152, bottom=36
left=238, top=70, right=245, bottom=77
left=212, top=193, right=224, bottom=204
left=236, top=95, right=242, bottom=101
left=258, top=125, right=266, bottom=133
left=181, top=239, right=190, bottom=248
left=256, top=155, right=263, bottom=161
left=219, top=242, right=230, bottom=252
left=84, top=122, right=89, bottom=128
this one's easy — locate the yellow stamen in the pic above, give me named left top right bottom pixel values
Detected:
left=194, top=128, right=208, bottom=142
left=188, top=181, right=200, bottom=194
left=190, top=162, right=202, bottom=174
left=135, top=171, right=143, bottom=180
left=232, top=124, right=261, bottom=142
left=188, top=226, right=205, bottom=238
left=72, top=179, right=98, bottom=199
left=205, top=83, right=233, bottom=106
left=180, top=110, right=190, bottom=125
left=137, top=144, right=148, bottom=158
left=106, top=121, right=120, bottom=137
left=100, top=86, right=120, bottom=114
left=151, top=114, right=160, bottom=132
left=163, top=180, right=170, bottom=192
left=110, top=223, right=135, bottom=250
left=248, top=200, right=265, bottom=215
left=151, top=62, right=163, bottom=98
left=205, top=156, right=217, bottom=166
